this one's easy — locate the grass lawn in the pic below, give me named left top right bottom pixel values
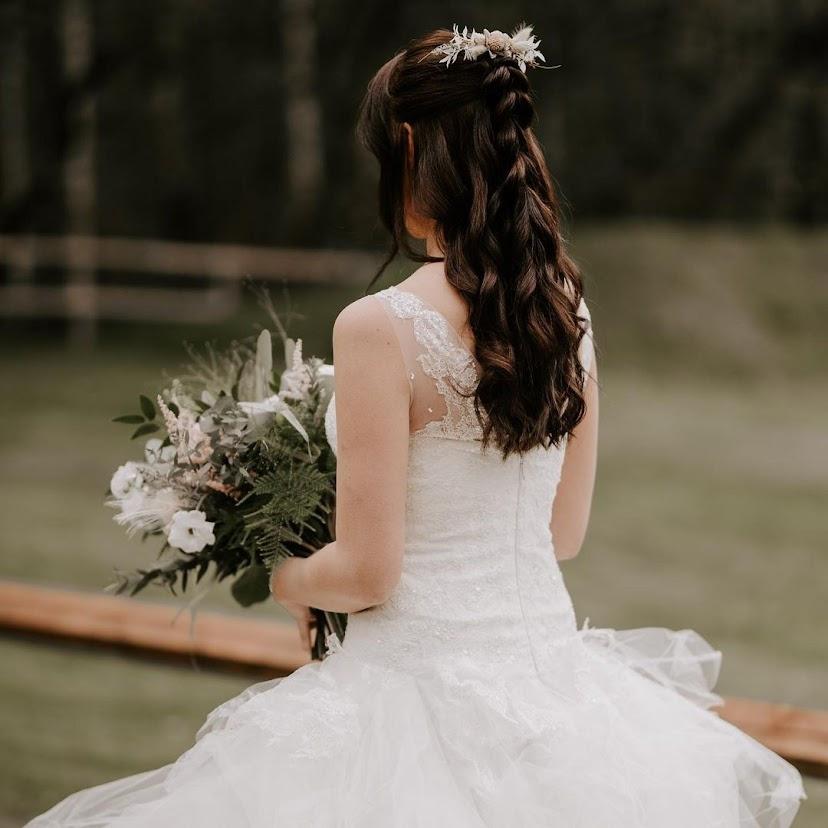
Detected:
left=0, top=223, right=825, bottom=824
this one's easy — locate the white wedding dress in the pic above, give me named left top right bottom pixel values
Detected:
left=29, top=285, right=805, bottom=827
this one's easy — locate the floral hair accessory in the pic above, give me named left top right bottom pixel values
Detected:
left=431, top=24, right=552, bottom=73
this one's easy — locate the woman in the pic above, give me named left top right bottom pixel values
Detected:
left=29, top=26, right=804, bottom=827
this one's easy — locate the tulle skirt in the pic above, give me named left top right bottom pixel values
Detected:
left=26, top=625, right=805, bottom=827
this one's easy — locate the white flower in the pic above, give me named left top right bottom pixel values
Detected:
left=167, top=509, right=215, bottom=554
left=110, top=462, right=144, bottom=498
left=431, top=24, right=547, bottom=73
left=238, top=394, right=284, bottom=417
left=144, top=438, right=176, bottom=464
left=238, top=393, right=309, bottom=444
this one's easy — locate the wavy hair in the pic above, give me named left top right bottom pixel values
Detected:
left=358, top=29, right=589, bottom=457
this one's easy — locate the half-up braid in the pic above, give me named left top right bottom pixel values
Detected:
left=358, top=29, right=588, bottom=457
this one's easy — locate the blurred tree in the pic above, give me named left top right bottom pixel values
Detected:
left=0, top=0, right=824, bottom=249
left=61, top=0, right=97, bottom=344
left=280, top=0, right=323, bottom=240
left=0, top=1, right=30, bottom=229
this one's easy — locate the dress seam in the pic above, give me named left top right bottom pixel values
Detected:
left=513, top=455, right=542, bottom=677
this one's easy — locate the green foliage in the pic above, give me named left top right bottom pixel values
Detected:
left=113, top=395, right=160, bottom=436
left=139, top=395, right=156, bottom=420
left=243, top=461, right=333, bottom=564
left=230, top=564, right=272, bottom=606
left=130, top=423, right=159, bottom=440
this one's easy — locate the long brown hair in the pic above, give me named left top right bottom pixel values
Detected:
left=358, top=29, right=589, bottom=457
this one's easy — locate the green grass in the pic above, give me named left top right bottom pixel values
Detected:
left=0, top=638, right=254, bottom=823
left=568, top=373, right=827, bottom=705
left=0, top=223, right=825, bottom=824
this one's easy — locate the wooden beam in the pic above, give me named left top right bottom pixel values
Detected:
left=718, top=697, right=828, bottom=780
left=0, top=234, right=379, bottom=284
left=0, top=284, right=240, bottom=324
left=0, top=579, right=309, bottom=677
left=0, top=579, right=825, bottom=778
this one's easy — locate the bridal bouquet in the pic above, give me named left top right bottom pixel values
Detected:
left=107, top=317, right=344, bottom=660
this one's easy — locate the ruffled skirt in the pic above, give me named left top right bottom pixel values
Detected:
left=26, top=625, right=805, bottom=827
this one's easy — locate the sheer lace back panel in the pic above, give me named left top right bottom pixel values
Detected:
left=373, top=285, right=594, bottom=442
left=373, top=286, right=482, bottom=440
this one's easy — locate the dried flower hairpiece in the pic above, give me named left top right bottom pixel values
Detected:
left=431, top=24, right=553, bottom=73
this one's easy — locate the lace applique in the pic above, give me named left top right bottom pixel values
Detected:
left=376, top=286, right=484, bottom=442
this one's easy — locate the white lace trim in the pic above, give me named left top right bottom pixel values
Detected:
left=376, top=286, right=484, bottom=442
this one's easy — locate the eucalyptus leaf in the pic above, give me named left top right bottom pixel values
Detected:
left=131, top=422, right=160, bottom=439
left=139, top=394, right=156, bottom=420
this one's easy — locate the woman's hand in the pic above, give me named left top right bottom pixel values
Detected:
left=270, top=557, right=315, bottom=653
left=280, top=598, right=316, bottom=653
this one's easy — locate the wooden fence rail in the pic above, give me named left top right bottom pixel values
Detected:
left=1, top=579, right=826, bottom=779
left=0, top=234, right=378, bottom=284
left=0, top=234, right=380, bottom=325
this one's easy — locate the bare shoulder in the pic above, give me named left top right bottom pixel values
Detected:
left=332, top=294, right=408, bottom=394
left=333, top=294, right=394, bottom=352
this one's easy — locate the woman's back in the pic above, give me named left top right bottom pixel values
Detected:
left=328, top=275, right=591, bottom=675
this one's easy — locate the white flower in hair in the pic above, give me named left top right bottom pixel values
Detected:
left=432, top=24, right=548, bottom=73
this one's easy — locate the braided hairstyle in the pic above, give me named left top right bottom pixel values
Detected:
left=358, top=29, right=588, bottom=457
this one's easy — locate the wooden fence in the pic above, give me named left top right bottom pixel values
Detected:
left=0, top=234, right=379, bottom=326
left=1, top=579, right=826, bottom=779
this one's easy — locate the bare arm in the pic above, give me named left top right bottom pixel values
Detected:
left=550, top=342, right=599, bottom=561
left=271, top=296, right=410, bottom=614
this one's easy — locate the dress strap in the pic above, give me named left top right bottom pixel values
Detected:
left=373, top=286, right=483, bottom=441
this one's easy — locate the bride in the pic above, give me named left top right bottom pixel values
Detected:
left=29, top=25, right=804, bottom=827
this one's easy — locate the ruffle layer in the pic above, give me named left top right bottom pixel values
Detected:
left=27, top=626, right=805, bottom=827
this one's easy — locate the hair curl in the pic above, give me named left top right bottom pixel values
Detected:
left=358, top=29, right=589, bottom=457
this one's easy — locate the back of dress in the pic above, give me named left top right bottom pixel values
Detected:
left=331, top=285, right=596, bottom=678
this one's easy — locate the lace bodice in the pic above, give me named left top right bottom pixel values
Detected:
left=326, top=285, right=595, bottom=677
left=325, top=284, right=593, bottom=447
